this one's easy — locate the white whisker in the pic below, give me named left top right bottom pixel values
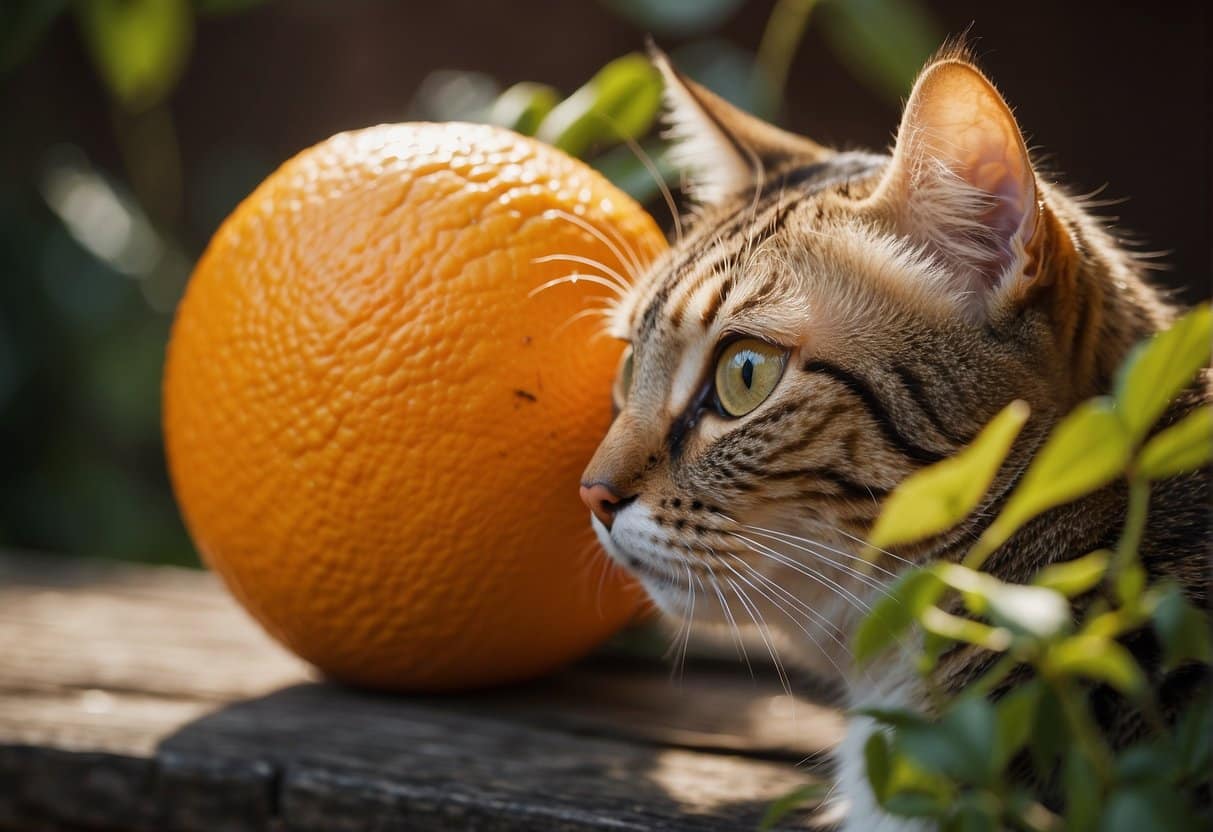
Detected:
left=527, top=272, right=627, bottom=300
left=740, top=523, right=900, bottom=578
left=531, top=254, right=631, bottom=293
left=616, top=132, right=683, bottom=246
left=677, top=562, right=696, bottom=681
left=723, top=553, right=850, bottom=656
left=723, top=573, right=793, bottom=698
left=544, top=209, right=644, bottom=280
left=740, top=146, right=766, bottom=269
left=732, top=532, right=872, bottom=613
left=722, top=557, right=849, bottom=688
left=713, top=511, right=898, bottom=598
left=717, top=553, right=849, bottom=682
left=739, top=527, right=898, bottom=598
left=704, top=565, right=754, bottom=677
left=589, top=111, right=683, bottom=248
left=823, top=523, right=915, bottom=565
left=555, top=304, right=615, bottom=337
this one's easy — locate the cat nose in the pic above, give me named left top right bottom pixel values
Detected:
left=579, top=482, right=634, bottom=530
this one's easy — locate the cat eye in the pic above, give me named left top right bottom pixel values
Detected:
left=714, top=338, right=787, bottom=418
left=614, top=345, right=634, bottom=405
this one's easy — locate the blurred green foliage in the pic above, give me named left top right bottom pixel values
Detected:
left=765, top=308, right=1213, bottom=830
left=0, top=0, right=938, bottom=565
left=848, top=307, right=1212, bottom=831
left=76, top=0, right=194, bottom=113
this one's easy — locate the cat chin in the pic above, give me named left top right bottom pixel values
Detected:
left=588, top=513, right=695, bottom=617
left=638, top=577, right=694, bottom=618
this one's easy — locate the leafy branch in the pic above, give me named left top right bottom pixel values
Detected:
left=850, top=304, right=1212, bottom=832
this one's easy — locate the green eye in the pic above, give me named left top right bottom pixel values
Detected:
left=615, top=345, right=634, bottom=405
left=714, top=338, right=787, bottom=417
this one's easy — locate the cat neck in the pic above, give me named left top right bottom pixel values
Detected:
left=1033, top=187, right=1179, bottom=405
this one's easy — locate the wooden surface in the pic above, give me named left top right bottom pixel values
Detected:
left=0, top=553, right=846, bottom=831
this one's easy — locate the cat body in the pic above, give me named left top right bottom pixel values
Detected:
left=579, top=44, right=1210, bottom=829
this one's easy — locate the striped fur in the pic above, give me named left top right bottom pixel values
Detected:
left=582, top=46, right=1210, bottom=828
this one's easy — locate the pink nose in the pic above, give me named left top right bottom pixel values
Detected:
left=580, top=482, right=626, bottom=530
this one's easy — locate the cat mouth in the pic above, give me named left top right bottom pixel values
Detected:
left=590, top=513, right=697, bottom=588
left=621, top=552, right=682, bottom=582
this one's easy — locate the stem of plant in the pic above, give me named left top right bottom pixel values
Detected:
left=970, top=652, right=1021, bottom=697
left=1114, top=476, right=1149, bottom=575
left=1047, top=673, right=1113, bottom=785
left=757, top=0, right=819, bottom=101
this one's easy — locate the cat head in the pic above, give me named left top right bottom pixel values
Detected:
left=579, top=45, right=1134, bottom=671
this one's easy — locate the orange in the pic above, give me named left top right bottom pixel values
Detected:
left=163, top=122, right=666, bottom=691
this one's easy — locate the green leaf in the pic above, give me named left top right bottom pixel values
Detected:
left=757, top=782, right=829, bottom=830
left=1046, top=634, right=1146, bottom=697
left=1137, top=407, right=1213, bottom=481
left=537, top=53, right=663, bottom=158
left=0, top=0, right=68, bottom=73
left=488, top=82, right=559, bottom=136
left=1032, top=550, right=1110, bottom=597
left=1171, top=691, right=1213, bottom=780
left=919, top=606, right=1013, bottom=652
left=1152, top=585, right=1213, bottom=672
left=1114, top=563, right=1147, bottom=610
left=896, top=696, right=998, bottom=785
left=974, top=398, right=1130, bottom=563
left=993, top=680, right=1041, bottom=772
left=853, top=567, right=944, bottom=663
left=1099, top=784, right=1195, bottom=832
left=1082, top=607, right=1138, bottom=641
left=817, top=0, right=943, bottom=102
left=868, top=400, right=1029, bottom=549
left=985, top=584, right=1071, bottom=641
left=1030, top=686, right=1067, bottom=776
left=932, top=563, right=1069, bottom=639
left=883, top=791, right=948, bottom=817
left=1062, top=749, right=1100, bottom=832
left=858, top=706, right=928, bottom=729
left=864, top=731, right=893, bottom=803
left=76, top=0, right=194, bottom=112
left=1114, top=742, right=1174, bottom=785
left=600, top=0, right=744, bottom=36
left=883, top=754, right=956, bottom=816
left=919, top=630, right=951, bottom=675
left=947, top=800, right=999, bottom=832
left=1115, top=303, right=1212, bottom=442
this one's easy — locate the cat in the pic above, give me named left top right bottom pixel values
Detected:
left=578, top=43, right=1211, bottom=830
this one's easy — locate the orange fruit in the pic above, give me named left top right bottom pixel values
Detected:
left=163, top=122, right=665, bottom=691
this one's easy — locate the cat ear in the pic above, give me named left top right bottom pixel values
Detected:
left=875, top=53, right=1041, bottom=309
left=650, top=46, right=831, bottom=204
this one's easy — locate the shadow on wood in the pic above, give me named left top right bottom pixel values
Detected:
left=0, top=553, right=846, bottom=831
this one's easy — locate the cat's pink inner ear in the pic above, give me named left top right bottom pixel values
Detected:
left=915, top=65, right=1037, bottom=245
left=883, top=60, right=1039, bottom=291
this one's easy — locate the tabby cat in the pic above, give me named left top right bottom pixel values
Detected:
left=578, top=45, right=1211, bottom=830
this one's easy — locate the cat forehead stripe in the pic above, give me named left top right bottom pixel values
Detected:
left=634, top=154, right=886, bottom=339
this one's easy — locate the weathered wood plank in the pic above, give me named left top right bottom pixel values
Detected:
left=0, top=552, right=844, bottom=760
left=0, top=553, right=845, bottom=831
left=0, top=552, right=313, bottom=701
left=0, top=685, right=828, bottom=831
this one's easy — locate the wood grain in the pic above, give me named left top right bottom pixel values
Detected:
left=0, top=553, right=845, bottom=830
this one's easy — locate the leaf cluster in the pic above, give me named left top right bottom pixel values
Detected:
left=851, top=305, right=1212, bottom=831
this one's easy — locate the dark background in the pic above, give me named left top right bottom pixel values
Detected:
left=0, top=0, right=1208, bottom=565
